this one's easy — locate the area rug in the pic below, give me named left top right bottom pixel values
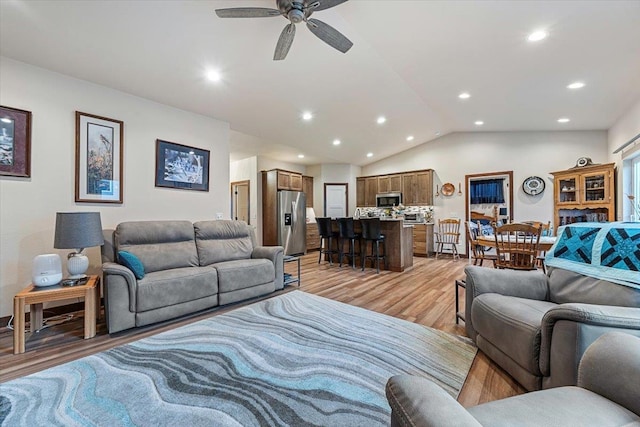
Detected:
left=0, top=291, right=476, bottom=426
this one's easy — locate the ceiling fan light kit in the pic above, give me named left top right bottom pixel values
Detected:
left=215, top=0, right=352, bottom=61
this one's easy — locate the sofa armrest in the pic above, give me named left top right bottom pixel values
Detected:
left=385, top=375, right=482, bottom=427
left=539, top=304, right=640, bottom=383
left=102, top=262, right=137, bottom=312
left=464, top=266, right=549, bottom=340
left=578, top=332, right=640, bottom=416
left=252, top=246, right=284, bottom=290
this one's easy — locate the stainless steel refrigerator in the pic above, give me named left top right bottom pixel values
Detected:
left=278, top=190, right=306, bottom=256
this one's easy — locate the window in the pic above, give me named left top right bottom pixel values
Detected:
left=470, top=178, right=505, bottom=204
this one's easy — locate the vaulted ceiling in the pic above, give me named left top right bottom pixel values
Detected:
left=1, top=0, right=639, bottom=166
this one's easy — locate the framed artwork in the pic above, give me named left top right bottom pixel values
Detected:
left=155, top=139, right=210, bottom=192
left=75, top=111, right=123, bottom=203
left=0, top=105, right=32, bottom=178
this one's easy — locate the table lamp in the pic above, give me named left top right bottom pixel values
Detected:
left=54, top=212, right=104, bottom=279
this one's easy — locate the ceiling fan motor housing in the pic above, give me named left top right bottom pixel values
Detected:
left=288, top=8, right=305, bottom=23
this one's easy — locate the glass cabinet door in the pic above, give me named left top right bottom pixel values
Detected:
left=582, top=172, right=607, bottom=204
left=557, top=176, right=578, bottom=204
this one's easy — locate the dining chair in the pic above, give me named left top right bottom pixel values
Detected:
left=315, top=217, right=338, bottom=265
left=492, top=222, right=542, bottom=270
left=522, top=220, right=551, bottom=272
left=435, top=218, right=461, bottom=260
left=464, top=221, right=497, bottom=267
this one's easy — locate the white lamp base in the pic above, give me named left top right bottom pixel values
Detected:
left=67, top=252, right=89, bottom=279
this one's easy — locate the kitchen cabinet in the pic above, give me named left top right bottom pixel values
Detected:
left=356, top=169, right=434, bottom=207
left=412, top=223, right=434, bottom=257
left=276, top=169, right=303, bottom=191
left=302, top=175, right=314, bottom=206
left=551, top=163, right=615, bottom=229
left=306, top=222, right=320, bottom=251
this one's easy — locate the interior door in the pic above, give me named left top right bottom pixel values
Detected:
left=324, top=183, right=348, bottom=218
left=231, top=180, right=250, bottom=224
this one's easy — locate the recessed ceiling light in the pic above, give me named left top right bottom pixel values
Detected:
left=333, top=139, right=341, bottom=146
left=567, top=82, right=585, bottom=90
left=557, top=117, right=570, bottom=123
left=206, top=69, right=222, bottom=82
left=458, top=92, right=471, bottom=99
left=298, top=154, right=305, bottom=158
left=302, top=111, right=313, bottom=121
left=0, top=118, right=11, bottom=123
left=376, top=116, right=386, bottom=124
left=406, top=135, right=414, bottom=141
left=527, top=30, right=547, bottom=42
left=474, top=121, right=484, bottom=126
left=366, top=152, right=373, bottom=158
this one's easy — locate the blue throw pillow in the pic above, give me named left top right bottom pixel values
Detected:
left=118, top=250, right=145, bottom=279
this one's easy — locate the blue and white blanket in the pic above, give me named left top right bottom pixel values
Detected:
left=545, top=222, right=640, bottom=289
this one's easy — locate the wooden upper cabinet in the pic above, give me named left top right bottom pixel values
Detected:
left=356, top=177, right=366, bottom=207
left=356, top=169, right=434, bottom=207
left=415, top=170, right=433, bottom=205
left=302, top=175, right=314, bottom=206
left=365, top=177, right=378, bottom=206
left=276, top=169, right=303, bottom=191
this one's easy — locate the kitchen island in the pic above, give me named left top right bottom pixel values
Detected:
left=328, top=218, right=414, bottom=272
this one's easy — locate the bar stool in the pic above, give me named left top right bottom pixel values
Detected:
left=360, top=218, right=386, bottom=273
left=316, top=217, right=338, bottom=265
left=337, top=217, right=361, bottom=269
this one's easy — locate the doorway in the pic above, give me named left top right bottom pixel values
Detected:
left=324, top=183, right=348, bottom=218
left=465, top=171, right=513, bottom=225
left=231, top=180, right=250, bottom=224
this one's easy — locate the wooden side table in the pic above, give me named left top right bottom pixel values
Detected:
left=13, top=275, right=100, bottom=354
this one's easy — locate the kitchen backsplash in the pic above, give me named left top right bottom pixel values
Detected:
left=355, top=206, right=434, bottom=222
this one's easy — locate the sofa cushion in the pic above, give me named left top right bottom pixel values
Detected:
left=136, top=266, right=218, bottom=312
left=471, top=294, right=557, bottom=375
left=214, top=258, right=274, bottom=293
left=548, top=267, right=640, bottom=307
left=194, top=220, right=255, bottom=266
left=116, top=221, right=198, bottom=273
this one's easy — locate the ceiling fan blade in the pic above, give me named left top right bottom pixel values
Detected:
left=307, top=0, right=349, bottom=12
left=215, top=8, right=281, bottom=18
left=306, top=18, right=353, bottom=53
left=274, top=23, right=296, bottom=61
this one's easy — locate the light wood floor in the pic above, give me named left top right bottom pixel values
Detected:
left=0, top=254, right=525, bottom=407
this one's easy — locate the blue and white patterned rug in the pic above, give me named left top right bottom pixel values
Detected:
left=0, top=291, right=476, bottom=426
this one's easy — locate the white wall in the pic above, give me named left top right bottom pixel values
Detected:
left=0, top=58, right=230, bottom=318
left=362, top=130, right=608, bottom=252
left=310, top=164, right=361, bottom=216
left=608, top=98, right=640, bottom=219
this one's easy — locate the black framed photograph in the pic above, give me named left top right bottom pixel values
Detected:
left=0, top=105, right=32, bottom=178
left=155, top=139, right=210, bottom=191
left=75, top=111, right=124, bottom=203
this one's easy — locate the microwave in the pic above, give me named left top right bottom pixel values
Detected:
left=376, top=192, right=402, bottom=208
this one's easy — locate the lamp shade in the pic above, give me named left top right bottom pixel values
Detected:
left=54, top=212, right=104, bottom=250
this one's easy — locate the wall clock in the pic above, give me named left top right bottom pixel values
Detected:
left=575, top=157, right=593, bottom=167
left=522, top=176, right=545, bottom=196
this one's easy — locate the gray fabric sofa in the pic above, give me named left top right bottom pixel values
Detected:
left=101, top=220, right=284, bottom=334
left=385, top=332, right=640, bottom=427
left=464, top=265, right=640, bottom=391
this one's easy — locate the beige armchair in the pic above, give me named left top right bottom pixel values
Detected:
left=386, top=332, right=640, bottom=427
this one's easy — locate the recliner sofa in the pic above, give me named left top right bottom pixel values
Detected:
left=386, top=332, right=640, bottom=427
left=101, top=220, right=284, bottom=334
left=464, top=265, right=640, bottom=391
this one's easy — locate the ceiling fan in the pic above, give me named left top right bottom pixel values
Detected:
left=215, top=0, right=353, bottom=60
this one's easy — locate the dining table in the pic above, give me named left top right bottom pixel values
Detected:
left=477, top=235, right=557, bottom=252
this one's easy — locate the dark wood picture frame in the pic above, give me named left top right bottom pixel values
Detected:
left=75, top=111, right=124, bottom=203
left=0, top=105, right=32, bottom=178
left=155, top=139, right=210, bottom=192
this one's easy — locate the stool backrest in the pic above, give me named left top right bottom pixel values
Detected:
left=361, top=218, right=382, bottom=240
left=337, top=217, right=356, bottom=239
left=316, top=217, right=333, bottom=238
